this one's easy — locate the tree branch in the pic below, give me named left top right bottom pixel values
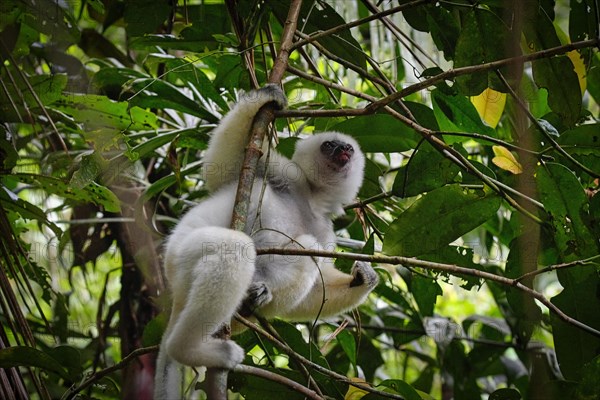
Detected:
left=206, top=1, right=304, bottom=399
left=254, top=247, right=600, bottom=338
left=62, top=345, right=159, bottom=400
left=234, top=315, right=406, bottom=400
left=234, top=365, right=323, bottom=400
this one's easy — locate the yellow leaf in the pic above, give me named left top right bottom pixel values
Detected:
left=470, top=88, right=507, bottom=128
left=344, top=378, right=370, bottom=400
left=492, top=145, right=523, bottom=174
left=567, top=50, right=587, bottom=95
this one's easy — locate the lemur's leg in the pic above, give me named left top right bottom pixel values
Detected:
left=163, top=227, right=256, bottom=369
left=281, top=261, right=379, bottom=321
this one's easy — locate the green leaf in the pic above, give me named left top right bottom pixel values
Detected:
left=0, top=346, right=69, bottom=380
left=393, top=142, right=461, bottom=197
left=46, top=346, right=82, bottom=380
left=383, top=184, right=502, bottom=257
left=427, top=6, right=459, bottom=61
left=535, top=163, right=597, bottom=265
left=332, top=114, right=420, bottom=152
left=54, top=94, right=158, bottom=131
left=142, top=314, right=167, bottom=347
left=431, top=89, right=495, bottom=137
left=569, top=0, right=599, bottom=43
left=124, top=0, right=170, bottom=37
left=587, top=53, right=600, bottom=105
left=228, top=367, right=307, bottom=400
left=454, top=9, right=511, bottom=95
left=0, top=185, right=62, bottom=238
left=126, top=78, right=218, bottom=121
left=271, top=2, right=367, bottom=70
left=531, top=56, right=582, bottom=127
left=420, top=246, right=483, bottom=290
left=374, top=379, right=422, bottom=400
left=164, top=58, right=228, bottom=110
left=336, top=329, right=357, bottom=367
left=0, top=73, right=67, bottom=121
left=131, top=4, right=229, bottom=51
left=557, top=124, right=600, bottom=178
left=13, top=173, right=121, bottom=213
left=411, top=275, right=442, bottom=317
left=523, top=7, right=582, bottom=127
left=551, top=273, right=600, bottom=381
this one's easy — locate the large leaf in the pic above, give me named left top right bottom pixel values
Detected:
left=0, top=73, right=67, bottom=121
left=123, top=0, right=170, bottom=37
left=535, top=163, right=597, bottom=266
left=569, top=0, right=599, bottom=43
left=551, top=273, right=600, bottom=381
left=431, top=89, right=496, bottom=137
left=0, top=346, right=69, bottom=380
left=454, top=9, right=512, bottom=95
left=130, top=4, right=231, bottom=51
left=126, top=77, right=217, bottom=121
left=331, top=114, right=420, bottom=152
left=531, top=56, right=582, bottom=128
left=427, top=5, right=459, bottom=61
left=524, top=7, right=582, bottom=127
left=271, top=2, right=366, bottom=70
left=557, top=124, right=600, bottom=178
left=13, top=173, right=121, bottom=213
left=383, top=184, right=502, bottom=257
left=392, top=142, right=461, bottom=197
left=54, top=94, right=158, bottom=131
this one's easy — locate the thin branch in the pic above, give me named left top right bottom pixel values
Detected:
left=62, top=345, right=159, bottom=400
left=365, top=38, right=600, bottom=114
left=254, top=247, right=600, bottom=338
left=291, top=0, right=434, bottom=51
left=496, top=71, right=600, bottom=179
left=234, top=365, right=323, bottom=400
left=234, top=315, right=406, bottom=400
left=515, top=255, right=600, bottom=283
left=0, top=43, right=68, bottom=154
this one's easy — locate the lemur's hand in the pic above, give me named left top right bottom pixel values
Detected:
left=242, top=84, right=287, bottom=110
left=350, top=262, right=379, bottom=288
left=238, top=281, right=273, bottom=317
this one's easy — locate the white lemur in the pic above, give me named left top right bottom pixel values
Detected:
left=155, top=84, right=378, bottom=398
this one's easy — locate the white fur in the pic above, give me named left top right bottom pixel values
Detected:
left=154, top=86, right=378, bottom=399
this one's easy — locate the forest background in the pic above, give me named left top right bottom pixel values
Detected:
left=0, top=0, right=599, bottom=399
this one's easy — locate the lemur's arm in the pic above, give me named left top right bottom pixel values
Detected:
left=202, top=84, right=287, bottom=192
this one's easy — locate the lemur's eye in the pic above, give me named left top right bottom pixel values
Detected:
left=321, top=141, right=335, bottom=151
left=343, top=144, right=354, bottom=154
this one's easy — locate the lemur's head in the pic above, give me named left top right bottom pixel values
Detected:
left=293, top=132, right=365, bottom=206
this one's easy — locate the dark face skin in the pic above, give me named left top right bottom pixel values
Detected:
left=320, top=140, right=355, bottom=168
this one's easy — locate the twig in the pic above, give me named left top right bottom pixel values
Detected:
left=234, top=315, right=406, bottom=400
left=234, top=365, right=323, bottom=400
left=291, top=0, right=434, bottom=50
left=515, top=255, right=600, bottom=283
left=364, top=38, right=599, bottom=113
left=62, top=345, right=159, bottom=400
left=496, top=71, right=600, bottom=179
left=254, top=247, right=600, bottom=338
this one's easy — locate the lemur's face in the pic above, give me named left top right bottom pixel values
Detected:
left=320, top=140, right=355, bottom=170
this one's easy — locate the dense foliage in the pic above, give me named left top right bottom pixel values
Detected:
left=0, top=0, right=599, bottom=399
